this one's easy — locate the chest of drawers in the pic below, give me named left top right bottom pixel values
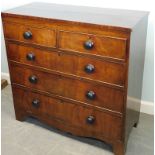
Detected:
left=2, top=3, right=148, bottom=155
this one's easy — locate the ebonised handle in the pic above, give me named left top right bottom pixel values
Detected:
left=84, top=40, right=94, bottom=50
left=85, top=64, right=95, bottom=73
left=23, top=31, right=32, bottom=39
left=29, top=75, right=38, bottom=84
left=86, top=91, right=96, bottom=100
left=32, top=99, right=40, bottom=108
left=86, top=116, right=95, bottom=124
left=26, top=53, right=35, bottom=61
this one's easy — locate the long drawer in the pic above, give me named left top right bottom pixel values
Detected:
left=10, top=63, right=124, bottom=113
left=3, top=22, right=56, bottom=47
left=7, top=43, right=125, bottom=87
left=12, top=86, right=123, bottom=140
left=59, top=31, right=127, bottom=61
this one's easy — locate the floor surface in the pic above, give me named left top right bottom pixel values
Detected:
left=1, top=85, right=154, bottom=155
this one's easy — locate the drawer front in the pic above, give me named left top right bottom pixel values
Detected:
left=10, top=64, right=124, bottom=113
left=12, top=86, right=123, bottom=140
left=3, top=22, right=56, bottom=47
left=7, top=43, right=125, bottom=86
left=59, top=31, right=127, bottom=61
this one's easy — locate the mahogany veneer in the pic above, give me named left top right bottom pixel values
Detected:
left=59, top=31, right=127, bottom=61
left=3, top=22, right=56, bottom=47
left=7, top=43, right=126, bottom=87
left=2, top=3, right=148, bottom=155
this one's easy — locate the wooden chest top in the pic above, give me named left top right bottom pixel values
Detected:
left=2, top=2, right=148, bottom=31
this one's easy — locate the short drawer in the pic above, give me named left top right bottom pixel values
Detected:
left=7, top=43, right=125, bottom=87
left=3, top=22, right=56, bottom=47
left=10, top=64, right=124, bottom=113
left=12, top=86, right=123, bottom=140
left=59, top=31, right=127, bottom=61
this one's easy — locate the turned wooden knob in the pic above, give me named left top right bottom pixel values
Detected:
left=26, top=53, right=35, bottom=61
left=23, top=31, right=32, bottom=39
left=86, top=90, right=96, bottom=100
left=86, top=116, right=95, bottom=124
left=29, top=75, right=38, bottom=84
left=85, top=64, right=95, bottom=73
left=32, top=99, right=40, bottom=108
left=84, top=40, right=94, bottom=50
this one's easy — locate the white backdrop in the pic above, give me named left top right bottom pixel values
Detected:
left=1, top=0, right=154, bottom=103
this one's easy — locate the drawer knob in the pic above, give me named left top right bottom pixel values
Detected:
left=32, top=99, right=40, bottom=108
left=85, top=64, right=95, bottom=73
left=23, top=31, right=32, bottom=39
left=84, top=40, right=94, bottom=50
left=86, top=116, right=95, bottom=124
left=26, top=53, right=35, bottom=61
left=29, top=75, right=38, bottom=84
left=86, top=91, right=96, bottom=100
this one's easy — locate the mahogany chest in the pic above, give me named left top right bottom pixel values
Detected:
left=2, top=3, right=148, bottom=155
